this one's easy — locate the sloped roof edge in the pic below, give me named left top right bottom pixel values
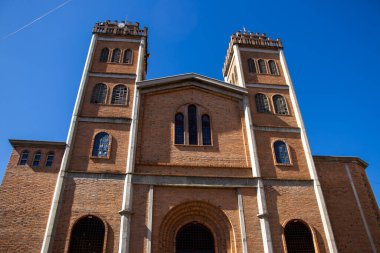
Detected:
left=137, top=73, right=248, bottom=94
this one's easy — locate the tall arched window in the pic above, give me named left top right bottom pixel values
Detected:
left=273, top=95, right=289, bottom=115
left=175, top=113, right=184, bottom=144
left=99, top=48, right=109, bottom=62
left=268, top=60, right=278, bottom=75
left=19, top=150, right=29, bottom=165
left=255, top=93, right=270, bottom=113
left=176, top=223, right=214, bottom=253
left=248, top=58, right=256, bottom=73
left=69, top=216, right=105, bottom=253
left=45, top=151, right=55, bottom=167
left=284, top=220, right=315, bottom=253
left=32, top=151, right=41, bottom=167
left=111, top=85, right=128, bottom=105
left=92, top=132, right=110, bottom=158
left=274, top=140, right=290, bottom=164
left=123, top=49, right=133, bottom=64
left=202, top=114, right=211, bottom=145
left=258, top=59, right=267, bottom=74
left=111, top=48, right=121, bottom=63
left=91, top=83, right=107, bottom=104
left=188, top=105, right=198, bottom=145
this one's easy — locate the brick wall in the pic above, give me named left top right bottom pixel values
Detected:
left=0, top=143, right=64, bottom=252
left=315, top=157, right=380, bottom=252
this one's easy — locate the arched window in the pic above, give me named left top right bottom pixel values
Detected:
left=284, top=220, right=315, bottom=253
left=111, top=48, right=121, bottom=63
left=188, top=105, right=198, bottom=145
left=32, top=151, right=41, bottom=167
left=176, top=223, right=214, bottom=253
left=175, top=113, right=184, bottom=144
left=255, top=93, right=270, bottom=113
left=99, top=47, right=109, bottom=62
left=69, top=215, right=105, bottom=253
left=202, top=114, right=211, bottom=145
left=111, top=85, right=128, bottom=105
left=274, top=140, right=290, bottom=164
left=269, top=60, right=278, bottom=75
left=248, top=58, right=256, bottom=73
left=123, top=49, right=133, bottom=64
left=91, top=83, right=107, bottom=104
left=92, top=132, right=110, bottom=158
left=45, top=152, right=55, bottom=167
left=19, top=150, right=29, bottom=165
left=258, top=59, right=267, bottom=74
left=273, top=95, right=289, bottom=115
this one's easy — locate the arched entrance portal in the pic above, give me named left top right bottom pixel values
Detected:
left=68, top=215, right=105, bottom=253
left=176, top=223, right=215, bottom=253
left=284, top=220, right=315, bottom=253
left=159, top=201, right=235, bottom=253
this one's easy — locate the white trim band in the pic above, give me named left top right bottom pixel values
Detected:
left=97, top=37, right=142, bottom=43
left=88, top=72, right=136, bottom=79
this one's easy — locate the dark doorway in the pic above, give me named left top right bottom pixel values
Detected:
left=176, top=223, right=215, bottom=253
left=284, top=220, right=315, bottom=253
left=69, top=215, right=105, bottom=253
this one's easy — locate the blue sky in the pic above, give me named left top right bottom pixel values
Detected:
left=0, top=0, right=379, bottom=202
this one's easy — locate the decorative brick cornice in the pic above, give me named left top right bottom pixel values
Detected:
left=223, top=31, right=283, bottom=77
left=93, top=20, right=147, bottom=37
left=313, top=155, right=368, bottom=169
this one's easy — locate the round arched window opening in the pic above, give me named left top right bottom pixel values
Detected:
left=69, top=215, right=105, bottom=253
left=176, top=222, right=215, bottom=253
left=284, top=220, right=315, bottom=253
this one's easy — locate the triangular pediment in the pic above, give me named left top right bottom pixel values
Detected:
left=137, top=73, right=247, bottom=98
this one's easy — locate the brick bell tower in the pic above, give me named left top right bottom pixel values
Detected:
left=40, top=21, right=148, bottom=252
left=223, top=31, right=338, bottom=253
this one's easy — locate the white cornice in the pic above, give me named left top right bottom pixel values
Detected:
left=88, top=72, right=136, bottom=79
left=97, top=37, right=141, bottom=43
left=240, top=47, right=280, bottom=54
left=137, top=73, right=248, bottom=96
left=246, top=83, right=289, bottom=90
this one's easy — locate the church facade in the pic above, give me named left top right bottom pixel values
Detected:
left=0, top=21, right=379, bottom=253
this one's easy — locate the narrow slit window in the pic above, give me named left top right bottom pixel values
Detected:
left=258, top=59, right=267, bottom=74
left=202, top=114, right=211, bottom=145
left=111, top=48, right=121, bottom=63
left=92, top=132, right=110, bottom=158
left=111, top=85, right=128, bottom=105
left=90, top=83, right=107, bottom=104
left=32, top=151, right=41, bottom=167
left=175, top=113, right=184, bottom=144
left=274, top=140, right=290, bottom=164
left=268, top=60, right=278, bottom=75
left=248, top=58, right=256, bottom=73
left=188, top=105, right=198, bottom=145
left=45, top=152, right=55, bottom=167
left=123, top=49, right=133, bottom=64
left=255, top=93, right=270, bottom=113
left=99, top=48, right=109, bottom=62
left=273, top=95, right=289, bottom=115
left=19, top=150, right=29, bottom=165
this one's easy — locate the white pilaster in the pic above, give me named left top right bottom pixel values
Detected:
left=118, top=37, right=146, bottom=253
left=237, top=188, right=248, bottom=253
left=146, top=185, right=154, bottom=253
left=41, top=34, right=98, bottom=253
left=279, top=49, right=338, bottom=253
left=235, top=46, right=274, bottom=253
